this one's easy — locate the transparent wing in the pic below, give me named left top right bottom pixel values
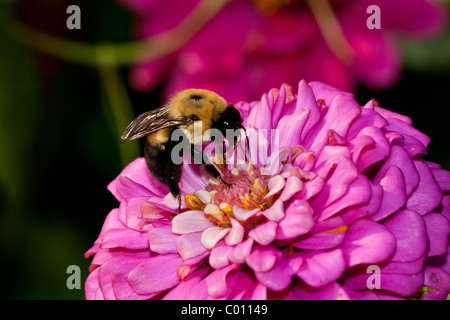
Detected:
left=121, top=105, right=188, bottom=141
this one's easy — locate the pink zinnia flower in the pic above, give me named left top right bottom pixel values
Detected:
left=85, top=80, right=450, bottom=300
left=118, top=0, right=446, bottom=101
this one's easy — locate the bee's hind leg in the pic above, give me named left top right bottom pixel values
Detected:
left=166, top=174, right=182, bottom=214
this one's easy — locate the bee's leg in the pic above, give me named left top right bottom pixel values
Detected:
left=166, top=174, right=182, bottom=214
left=191, top=145, right=231, bottom=188
left=145, top=141, right=183, bottom=214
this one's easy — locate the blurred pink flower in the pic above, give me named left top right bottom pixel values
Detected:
left=118, top=0, right=446, bottom=102
left=85, top=80, right=450, bottom=300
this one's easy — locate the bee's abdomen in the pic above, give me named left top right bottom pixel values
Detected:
left=144, top=140, right=182, bottom=197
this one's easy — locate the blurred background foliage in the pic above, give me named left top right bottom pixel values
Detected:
left=0, top=0, right=449, bottom=299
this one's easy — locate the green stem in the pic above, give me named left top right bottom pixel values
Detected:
left=305, top=0, right=354, bottom=64
left=96, top=44, right=140, bottom=167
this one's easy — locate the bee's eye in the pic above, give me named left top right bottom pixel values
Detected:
left=189, top=94, right=203, bottom=102
left=189, top=115, right=199, bottom=121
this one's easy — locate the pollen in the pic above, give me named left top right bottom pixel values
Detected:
left=185, top=194, right=204, bottom=210
left=189, top=163, right=284, bottom=231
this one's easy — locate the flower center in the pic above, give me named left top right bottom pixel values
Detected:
left=185, top=163, right=273, bottom=228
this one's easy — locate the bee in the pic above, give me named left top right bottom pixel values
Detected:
left=121, top=89, right=245, bottom=213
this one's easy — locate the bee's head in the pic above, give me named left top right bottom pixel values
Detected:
left=213, top=104, right=243, bottom=135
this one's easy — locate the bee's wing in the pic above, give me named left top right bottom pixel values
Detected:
left=121, top=105, right=188, bottom=141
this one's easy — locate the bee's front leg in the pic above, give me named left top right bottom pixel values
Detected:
left=190, top=145, right=231, bottom=188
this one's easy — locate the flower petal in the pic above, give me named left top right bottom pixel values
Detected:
left=245, top=246, right=283, bottom=272
left=276, top=200, right=314, bottom=240
left=148, top=226, right=178, bottom=254
left=422, top=266, right=450, bottom=300
left=254, top=252, right=303, bottom=291
left=383, top=209, right=427, bottom=262
left=249, top=221, right=278, bottom=246
left=423, top=213, right=450, bottom=257
left=294, top=216, right=347, bottom=250
left=340, top=219, right=396, bottom=267
left=128, top=254, right=183, bottom=295
left=297, top=249, right=346, bottom=288
left=261, top=199, right=285, bottom=222
left=172, top=210, right=216, bottom=234
left=177, top=232, right=208, bottom=261
left=209, top=243, right=233, bottom=269
left=201, top=227, right=230, bottom=250
left=406, top=160, right=442, bottom=215
left=225, top=218, right=245, bottom=246
left=205, top=263, right=240, bottom=298
left=372, top=165, right=407, bottom=221
left=228, top=237, right=254, bottom=264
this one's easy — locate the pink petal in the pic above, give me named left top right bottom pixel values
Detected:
left=383, top=209, right=427, bottom=262
left=205, top=263, right=240, bottom=298
left=431, top=167, right=450, bottom=191
left=261, top=199, right=285, bottom=222
left=111, top=260, right=156, bottom=300
left=247, top=94, right=273, bottom=131
left=309, top=81, right=350, bottom=107
left=179, top=163, right=208, bottom=195
left=297, top=249, right=346, bottom=288
left=296, top=80, right=321, bottom=141
left=305, top=94, right=361, bottom=153
left=276, top=200, right=314, bottom=240
left=177, top=232, right=208, bottom=261
left=351, top=126, right=390, bottom=172
left=85, top=268, right=101, bottom=300
left=242, top=282, right=267, bottom=300
left=225, top=218, right=244, bottom=246
left=201, top=227, right=230, bottom=250
left=293, top=281, right=350, bottom=300
left=371, top=165, right=407, bottom=221
left=245, top=246, right=283, bottom=272
left=340, top=219, right=396, bottom=267
left=226, top=268, right=258, bottom=300
left=209, top=243, right=232, bottom=269
left=276, top=109, right=310, bottom=148
left=233, top=206, right=260, bottom=221
left=424, top=213, right=450, bottom=257
left=148, top=226, right=178, bottom=254
left=279, top=176, right=303, bottom=202
left=304, top=175, right=325, bottom=200
left=406, top=160, right=442, bottom=215
left=381, top=254, right=426, bottom=275
left=127, top=254, right=183, bottom=295
left=374, top=145, right=419, bottom=197
left=254, top=252, right=303, bottom=292
left=422, top=266, right=450, bottom=300
left=101, top=228, right=149, bottom=251
left=107, top=157, right=166, bottom=200
left=363, top=271, right=425, bottom=297
left=318, top=174, right=372, bottom=221
left=163, top=266, right=211, bottom=300
left=263, top=175, right=285, bottom=200
left=172, top=210, right=216, bottom=234
left=294, top=216, right=347, bottom=250
left=249, top=221, right=278, bottom=246
left=343, top=263, right=425, bottom=296
left=228, top=238, right=254, bottom=264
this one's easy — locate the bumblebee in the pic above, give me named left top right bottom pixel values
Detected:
left=121, top=89, right=245, bottom=212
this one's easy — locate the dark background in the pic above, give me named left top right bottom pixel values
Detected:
left=0, top=0, right=449, bottom=299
